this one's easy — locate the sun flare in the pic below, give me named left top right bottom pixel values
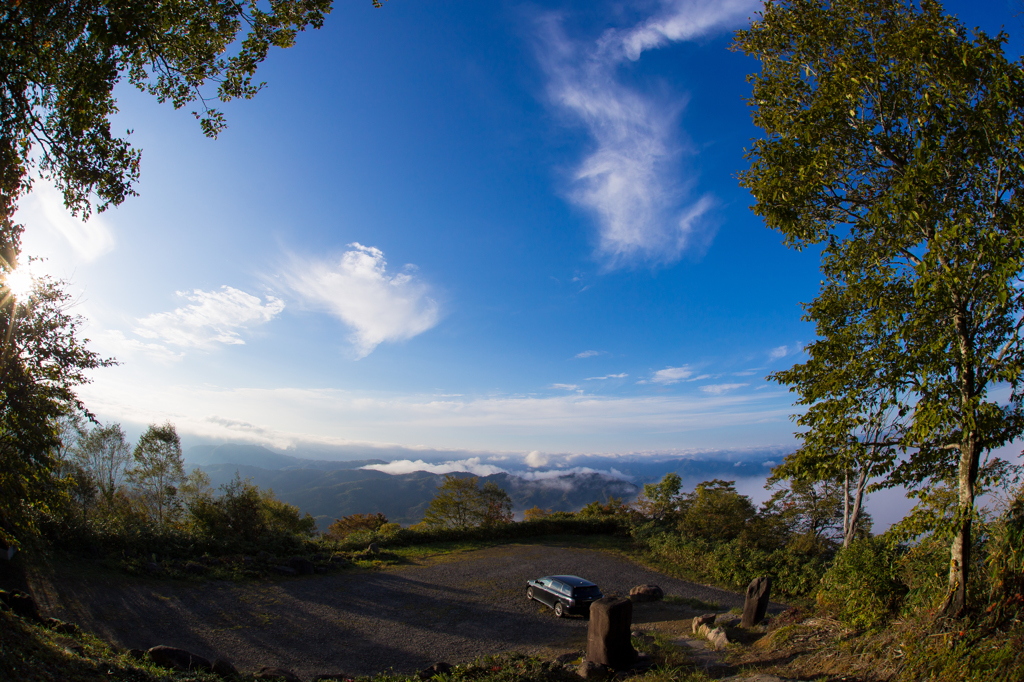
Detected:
left=3, top=268, right=34, bottom=301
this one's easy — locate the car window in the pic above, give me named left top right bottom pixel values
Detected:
left=574, top=586, right=602, bottom=599
left=540, top=579, right=552, bottom=588
left=549, top=580, right=563, bottom=593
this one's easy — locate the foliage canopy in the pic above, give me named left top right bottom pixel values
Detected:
left=735, top=0, right=1024, bottom=616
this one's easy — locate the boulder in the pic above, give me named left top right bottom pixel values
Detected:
left=706, top=626, right=729, bottom=650
left=366, top=543, right=380, bottom=554
left=2, top=590, right=40, bottom=621
left=691, top=613, right=715, bottom=633
left=212, top=658, right=238, bottom=678
left=418, top=662, right=453, bottom=679
left=44, top=617, right=80, bottom=635
left=555, top=652, right=582, bottom=665
left=127, top=649, right=147, bottom=661
left=147, top=645, right=213, bottom=672
left=741, top=576, right=772, bottom=628
left=576, top=661, right=611, bottom=680
left=256, top=667, right=303, bottom=682
left=329, top=554, right=350, bottom=565
left=628, top=585, right=663, bottom=602
left=256, top=551, right=275, bottom=562
left=287, top=557, right=316, bottom=575
left=586, top=597, right=637, bottom=670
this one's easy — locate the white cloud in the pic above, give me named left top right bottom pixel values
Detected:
left=17, top=180, right=116, bottom=261
left=619, top=0, right=759, bottom=61
left=97, top=329, right=185, bottom=364
left=361, top=457, right=507, bottom=477
left=525, top=450, right=549, bottom=468
left=533, top=1, right=757, bottom=266
left=575, top=350, right=603, bottom=359
left=649, top=366, right=693, bottom=385
left=134, top=286, right=284, bottom=348
left=769, top=345, right=790, bottom=360
left=516, top=466, right=633, bottom=483
left=552, top=383, right=580, bottom=391
left=586, top=373, right=628, bottom=380
left=281, top=243, right=439, bottom=359
left=701, top=383, right=748, bottom=394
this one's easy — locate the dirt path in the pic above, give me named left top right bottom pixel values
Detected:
left=32, top=543, right=759, bottom=680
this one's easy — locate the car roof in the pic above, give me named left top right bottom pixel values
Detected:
left=546, top=575, right=597, bottom=587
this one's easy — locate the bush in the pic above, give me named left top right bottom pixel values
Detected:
left=325, top=513, right=389, bottom=541
left=818, top=536, right=907, bottom=629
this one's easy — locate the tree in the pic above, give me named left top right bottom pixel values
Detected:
left=129, top=422, right=185, bottom=526
left=676, top=480, right=756, bottom=543
left=75, top=422, right=132, bottom=503
left=479, top=480, right=514, bottom=527
left=51, top=411, right=87, bottom=479
left=421, top=475, right=513, bottom=530
left=325, top=512, right=389, bottom=540
left=634, top=472, right=683, bottom=522
left=0, top=0, right=362, bottom=242
left=189, top=473, right=315, bottom=543
left=0, top=276, right=111, bottom=546
left=770, top=313, right=904, bottom=547
left=735, top=0, right=1024, bottom=616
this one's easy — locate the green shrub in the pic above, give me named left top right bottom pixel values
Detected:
left=818, top=536, right=906, bottom=629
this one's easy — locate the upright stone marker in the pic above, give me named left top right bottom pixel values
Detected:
left=740, top=576, right=771, bottom=628
left=587, top=597, right=637, bottom=669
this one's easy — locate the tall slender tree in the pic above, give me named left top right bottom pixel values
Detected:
left=735, top=0, right=1024, bottom=616
left=75, top=423, right=132, bottom=503
left=130, top=422, right=185, bottom=526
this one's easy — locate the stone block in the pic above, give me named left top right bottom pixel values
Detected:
left=691, top=613, right=715, bottom=633
left=586, top=597, right=637, bottom=670
left=741, top=576, right=771, bottom=628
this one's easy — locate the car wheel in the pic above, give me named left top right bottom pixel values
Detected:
left=527, top=587, right=535, bottom=601
left=554, top=602, right=565, bottom=618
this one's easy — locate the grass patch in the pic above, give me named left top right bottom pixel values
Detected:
left=0, top=609, right=220, bottom=682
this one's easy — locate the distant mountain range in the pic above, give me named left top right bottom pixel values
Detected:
left=186, top=444, right=642, bottom=527
left=184, top=443, right=781, bottom=529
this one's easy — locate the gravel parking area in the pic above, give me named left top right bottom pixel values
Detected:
left=34, top=543, right=762, bottom=680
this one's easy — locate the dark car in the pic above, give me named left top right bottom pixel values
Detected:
left=526, top=575, right=603, bottom=617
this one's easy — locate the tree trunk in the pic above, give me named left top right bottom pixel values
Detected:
left=844, top=468, right=867, bottom=548
left=843, top=469, right=850, bottom=543
left=939, top=436, right=980, bottom=619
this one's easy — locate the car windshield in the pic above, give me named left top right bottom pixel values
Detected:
left=573, top=586, right=602, bottom=599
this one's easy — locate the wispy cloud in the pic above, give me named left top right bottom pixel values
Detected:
left=281, top=243, right=440, bottom=359
left=768, top=345, right=790, bottom=360
left=644, top=365, right=693, bottom=385
left=701, top=383, right=748, bottom=394
left=586, top=373, right=628, bottom=380
left=98, top=329, right=185, bottom=363
left=18, top=180, right=115, bottom=261
left=134, top=286, right=284, bottom=348
left=552, top=383, right=580, bottom=391
left=533, top=0, right=757, bottom=266
left=574, top=350, right=603, bottom=359
left=80, top=377, right=795, bottom=454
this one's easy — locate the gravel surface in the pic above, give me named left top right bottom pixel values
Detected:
left=34, top=543, right=762, bottom=680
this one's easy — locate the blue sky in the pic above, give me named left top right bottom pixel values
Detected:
left=16, top=0, right=1024, bottom=481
